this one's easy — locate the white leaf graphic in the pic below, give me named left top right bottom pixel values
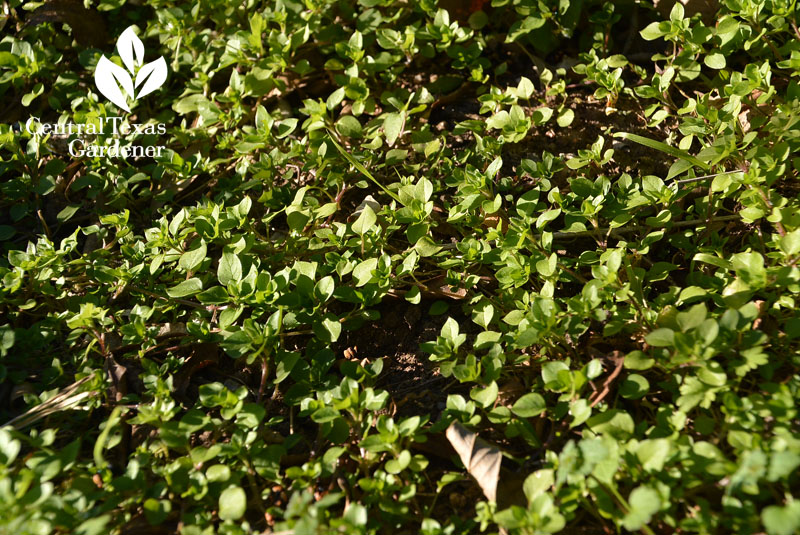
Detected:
left=95, top=55, right=134, bottom=112
left=135, top=56, right=167, bottom=99
left=117, top=26, right=144, bottom=73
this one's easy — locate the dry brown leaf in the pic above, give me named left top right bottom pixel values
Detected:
left=420, top=275, right=468, bottom=300
left=738, top=109, right=750, bottom=133
left=481, top=212, right=509, bottom=233
left=157, top=322, right=188, bottom=338
left=445, top=421, right=502, bottom=502
left=4, top=375, right=96, bottom=429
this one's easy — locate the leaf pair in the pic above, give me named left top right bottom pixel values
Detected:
left=95, top=26, right=167, bottom=112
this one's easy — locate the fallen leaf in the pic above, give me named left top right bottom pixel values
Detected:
left=445, top=421, right=501, bottom=502
left=420, top=275, right=468, bottom=300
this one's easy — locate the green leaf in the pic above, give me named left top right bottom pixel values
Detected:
left=255, top=105, right=271, bottom=133
left=768, top=451, right=800, bottom=482
left=314, top=276, right=335, bottom=302
left=218, top=485, right=247, bottom=521
left=704, top=53, right=726, bottom=70
left=336, top=115, right=363, bottom=138
left=636, top=439, right=670, bottom=472
left=352, top=205, right=377, bottom=235
left=511, top=393, right=546, bottom=418
left=640, top=22, right=666, bottom=41
left=536, top=253, right=557, bottom=277
left=586, top=409, right=634, bottom=439
left=667, top=159, right=694, bottom=180
left=385, top=450, right=411, bottom=474
left=312, top=406, right=339, bottom=423
left=441, top=317, right=460, bottom=343
left=405, top=285, right=421, bottom=304
left=218, top=250, right=243, bottom=286
left=622, top=486, right=661, bottom=530
left=274, top=118, right=298, bottom=139
left=327, top=87, right=345, bottom=110
left=507, top=15, right=546, bottom=42
left=0, top=225, right=15, bottom=240
left=383, top=112, right=405, bottom=146
left=486, top=110, right=510, bottom=130
left=197, top=286, right=230, bottom=305
left=167, top=278, right=203, bottom=298
left=523, top=469, right=554, bottom=501
left=21, top=82, right=43, bottom=107
left=143, top=499, right=171, bottom=525
left=676, top=303, right=707, bottom=332
left=474, top=330, right=500, bottom=349
left=516, top=77, right=534, bottom=99
left=206, top=464, right=231, bottom=482
left=0, top=428, right=21, bottom=465
left=180, top=241, right=207, bottom=272
left=286, top=207, right=311, bottom=232
left=557, top=108, right=574, bottom=127
left=569, top=399, right=591, bottom=427
left=314, top=314, right=342, bottom=343
left=779, top=229, right=800, bottom=255
left=697, top=363, right=727, bottom=387
left=415, top=236, right=441, bottom=257
left=173, top=94, right=209, bottom=114
left=645, top=328, right=674, bottom=347
left=352, top=257, right=378, bottom=286
left=472, top=302, right=494, bottom=329
left=669, top=2, right=684, bottom=20
left=532, top=107, right=553, bottom=125
left=470, top=381, right=498, bottom=408
left=536, top=208, right=561, bottom=228
left=57, top=204, right=81, bottom=222
left=620, top=374, right=649, bottom=399
left=429, top=301, right=449, bottom=315
left=762, top=502, right=800, bottom=535
left=693, top=253, right=732, bottom=270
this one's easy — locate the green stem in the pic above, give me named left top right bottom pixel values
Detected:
left=593, top=476, right=657, bottom=535
left=93, top=405, right=125, bottom=470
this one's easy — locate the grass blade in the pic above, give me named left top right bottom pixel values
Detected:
left=326, top=129, right=402, bottom=204
left=613, top=132, right=709, bottom=171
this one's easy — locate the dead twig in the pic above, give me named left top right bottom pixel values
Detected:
left=3, top=375, right=96, bottom=429
left=588, top=353, right=625, bottom=408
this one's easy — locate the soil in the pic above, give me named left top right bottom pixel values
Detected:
left=334, top=297, right=471, bottom=419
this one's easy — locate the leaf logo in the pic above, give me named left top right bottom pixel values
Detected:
left=94, top=27, right=167, bottom=113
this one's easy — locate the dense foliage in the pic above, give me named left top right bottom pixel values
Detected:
left=1, top=0, right=800, bottom=533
